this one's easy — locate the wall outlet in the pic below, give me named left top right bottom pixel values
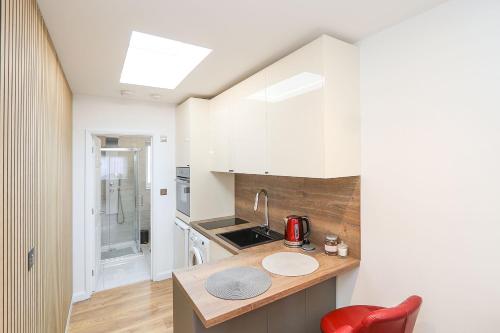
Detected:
left=28, top=247, right=35, bottom=271
left=160, top=188, right=168, bottom=196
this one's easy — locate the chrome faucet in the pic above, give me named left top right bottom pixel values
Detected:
left=254, top=189, right=269, bottom=231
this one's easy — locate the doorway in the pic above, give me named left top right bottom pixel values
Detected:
left=91, top=134, right=153, bottom=291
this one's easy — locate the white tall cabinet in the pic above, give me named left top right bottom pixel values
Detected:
left=176, top=101, right=191, bottom=167
left=175, top=98, right=234, bottom=222
left=208, top=34, right=360, bottom=178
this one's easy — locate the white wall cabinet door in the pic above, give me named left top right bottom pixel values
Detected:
left=209, top=92, right=233, bottom=172
left=207, top=35, right=359, bottom=178
left=230, top=71, right=268, bottom=174
left=265, top=38, right=325, bottom=178
left=175, top=102, right=191, bottom=167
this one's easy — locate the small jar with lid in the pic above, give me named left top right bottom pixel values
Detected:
left=324, top=234, right=339, bottom=256
left=338, top=241, right=349, bottom=258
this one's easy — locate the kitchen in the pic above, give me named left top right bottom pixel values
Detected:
left=61, top=32, right=368, bottom=333
left=3, top=0, right=500, bottom=332
left=171, top=36, right=368, bottom=332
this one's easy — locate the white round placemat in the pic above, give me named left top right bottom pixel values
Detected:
left=205, top=267, right=272, bottom=300
left=262, top=252, right=319, bottom=277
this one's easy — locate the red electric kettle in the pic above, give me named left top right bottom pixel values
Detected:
left=284, top=215, right=310, bottom=247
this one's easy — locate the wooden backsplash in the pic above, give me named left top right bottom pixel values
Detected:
left=235, top=175, right=360, bottom=259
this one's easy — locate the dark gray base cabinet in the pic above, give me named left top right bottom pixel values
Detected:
left=174, top=278, right=336, bottom=333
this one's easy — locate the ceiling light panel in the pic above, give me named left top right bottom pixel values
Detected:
left=120, top=31, right=212, bottom=89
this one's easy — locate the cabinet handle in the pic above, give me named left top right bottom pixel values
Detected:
left=265, top=171, right=269, bottom=175
left=228, top=169, right=234, bottom=173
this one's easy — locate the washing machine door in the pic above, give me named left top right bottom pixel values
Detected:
left=189, top=246, right=204, bottom=267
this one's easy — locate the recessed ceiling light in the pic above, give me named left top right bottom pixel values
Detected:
left=120, top=31, right=212, bottom=90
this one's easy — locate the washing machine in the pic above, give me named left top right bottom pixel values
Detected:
left=188, top=229, right=210, bottom=267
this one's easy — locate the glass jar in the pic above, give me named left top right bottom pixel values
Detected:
left=324, top=234, right=339, bottom=256
left=338, top=241, right=349, bottom=258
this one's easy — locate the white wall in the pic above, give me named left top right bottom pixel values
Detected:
left=72, top=94, right=176, bottom=300
left=338, top=0, right=500, bottom=331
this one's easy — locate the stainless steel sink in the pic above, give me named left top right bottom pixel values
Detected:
left=217, top=227, right=283, bottom=250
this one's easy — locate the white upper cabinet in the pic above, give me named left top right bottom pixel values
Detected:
left=265, top=38, right=325, bottom=178
left=230, top=71, right=268, bottom=175
left=208, top=91, right=233, bottom=172
left=322, top=36, right=360, bottom=178
left=175, top=101, right=191, bottom=167
left=208, top=35, right=360, bottom=178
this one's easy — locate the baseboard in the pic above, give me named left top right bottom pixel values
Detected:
left=154, top=270, right=172, bottom=281
left=64, top=301, right=73, bottom=333
left=72, top=291, right=90, bottom=303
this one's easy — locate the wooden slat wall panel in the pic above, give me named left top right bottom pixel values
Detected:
left=0, top=0, right=73, bottom=332
left=235, top=175, right=361, bottom=259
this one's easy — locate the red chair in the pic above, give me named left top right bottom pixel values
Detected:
left=321, top=295, right=422, bottom=333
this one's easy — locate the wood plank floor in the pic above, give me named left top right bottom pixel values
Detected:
left=68, top=279, right=173, bottom=333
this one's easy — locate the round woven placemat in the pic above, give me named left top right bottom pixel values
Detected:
left=262, top=252, right=319, bottom=277
left=205, top=266, right=272, bottom=300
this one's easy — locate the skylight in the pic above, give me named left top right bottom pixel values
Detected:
left=120, top=31, right=212, bottom=89
left=247, top=72, right=325, bottom=103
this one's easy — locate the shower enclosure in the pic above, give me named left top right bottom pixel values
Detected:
left=100, top=147, right=142, bottom=260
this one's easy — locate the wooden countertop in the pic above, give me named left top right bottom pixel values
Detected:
left=173, top=218, right=360, bottom=328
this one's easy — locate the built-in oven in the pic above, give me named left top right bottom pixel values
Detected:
left=176, top=167, right=190, bottom=217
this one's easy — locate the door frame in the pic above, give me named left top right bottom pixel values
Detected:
left=84, top=129, right=155, bottom=297
left=91, top=136, right=102, bottom=292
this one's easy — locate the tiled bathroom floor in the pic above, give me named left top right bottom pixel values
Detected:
left=100, top=246, right=136, bottom=260
left=96, top=244, right=151, bottom=291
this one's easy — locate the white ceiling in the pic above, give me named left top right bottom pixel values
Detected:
left=37, top=0, right=448, bottom=105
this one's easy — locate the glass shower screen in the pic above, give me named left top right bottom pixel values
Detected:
left=100, top=148, right=141, bottom=260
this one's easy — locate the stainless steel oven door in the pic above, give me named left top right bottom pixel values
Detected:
left=176, top=177, right=190, bottom=216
